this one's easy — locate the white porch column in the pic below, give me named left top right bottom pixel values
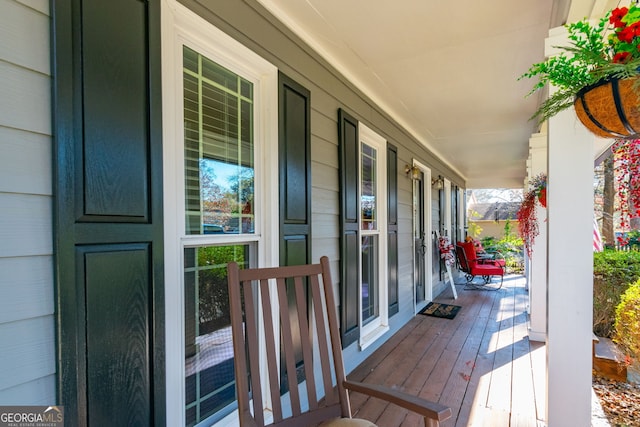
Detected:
left=545, top=25, right=594, bottom=427
left=524, top=159, right=531, bottom=295
left=528, top=132, right=547, bottom=342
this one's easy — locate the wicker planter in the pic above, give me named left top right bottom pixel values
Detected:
left=574, top=77, right=640, bottom=139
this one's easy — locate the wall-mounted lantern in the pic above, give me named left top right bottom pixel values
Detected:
left=404, top=164, right=421, bottom=180
left=431, top=175, right=444, bottom=189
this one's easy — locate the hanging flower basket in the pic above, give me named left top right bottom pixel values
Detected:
left=537, top=187, right=547, bottom=208
left=520, top=5, right=640, bottom=132
left=574, top=77, right=640, bottom=140
left=517, top=173, right=547, bottom=257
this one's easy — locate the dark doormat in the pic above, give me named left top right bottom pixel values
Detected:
left=418, top=302, right=461, bottom=320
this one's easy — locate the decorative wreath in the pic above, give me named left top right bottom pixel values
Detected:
left=438, top=235, right=456, bottom=267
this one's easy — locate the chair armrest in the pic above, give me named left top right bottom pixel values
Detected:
left=343, top=380, right=452, bottom=422
left=486, top=250, right=505, bottom=259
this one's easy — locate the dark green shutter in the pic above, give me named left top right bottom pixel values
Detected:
left=451, top=185, right=459, bottom=243
left=278, top=73, right=312, bottom=385
left=387, top=143, right=399, bottom=316
left=52, top=0, right=165, bottom=425
left=279, top=73, right=311, bottom=267
left=338, top=109, right=359, bottom=348
left=438, top=186, right=446, bottom=280
left=439, top=186, right=445, bottom=233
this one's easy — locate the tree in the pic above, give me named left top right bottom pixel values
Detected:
left=228, top=168, right=255, bottom=233
left=469, top=188, right=523, bottom=203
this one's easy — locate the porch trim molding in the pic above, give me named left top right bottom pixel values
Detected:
left=527, top=131, right=547, bottom=343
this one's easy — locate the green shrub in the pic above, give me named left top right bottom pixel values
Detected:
left=481, top=220, right=524, bottom=274
left=593, top=250, right=640, bottom=337
left=627, top=230, right=640, bottom=249
left=614, top=279, right=640, bottom=360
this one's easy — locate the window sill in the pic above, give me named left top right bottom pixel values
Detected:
left=359, top=324, right=389, bottom=351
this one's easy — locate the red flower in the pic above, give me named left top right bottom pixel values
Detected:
left=630, top=21, right=640, bottom=36
left=610, top=7, right=629, bottom=28
left=613, top=51, right=630, bottom=63
left=618, top=26, right=636, bottom=43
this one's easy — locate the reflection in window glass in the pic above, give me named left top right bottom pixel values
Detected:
left=360, top=140, right=379, bottom=327
left=361, top=143, right=376, bottom=230
left=182, top=44, right=258, bottom=427
left=184, top=245, right=250, bottom=426
left=183, top=46, right=254, bottom=235
left=361, top=235, right=379, bottom=324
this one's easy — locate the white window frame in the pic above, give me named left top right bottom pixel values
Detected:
left=458, top=188, right=465, bottom=243
left=161, top=1, right=279, bottom=425
left=444, top=178, right=452, bottom=238
left=411, top=160, right=433, bottom=308
left=358, top=123, right=389, bottom=350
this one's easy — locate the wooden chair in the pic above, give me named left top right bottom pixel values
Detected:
left=227, top=256, right=452, bottom=427
left=455, top=242, right=504, bottom=289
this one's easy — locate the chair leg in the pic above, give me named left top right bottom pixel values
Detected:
left=465, top=274, right=504, bottom=291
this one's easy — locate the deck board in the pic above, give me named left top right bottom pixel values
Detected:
left=510, top=287, right=537, bottom=424
left=487, top=283, right=516, bottom=415
left=455, top=283, right=504, bottom=426
left=347, top=275, right=546, bottom=427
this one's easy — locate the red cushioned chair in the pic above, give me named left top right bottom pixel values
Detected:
left=455, top=242, right=504, bottom=289
left=467, top=239, right=506, bottom=268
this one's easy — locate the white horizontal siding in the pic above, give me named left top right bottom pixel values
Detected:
left=0, top=126, right=51, bottom=196
left=0, top=61, right=51, bottom=135
left=15, top=0, right=48, bottom=16
left=0, top=375, right=56, bottom=405
left=0, top=193, right=52, bottom=258
left=0, top=316, right=56, bottom=392
left=0, top=0, right=49, bottom=74
left=0, top=0, right=55, bottom=406
left=0, top=256, right=54, bottom=324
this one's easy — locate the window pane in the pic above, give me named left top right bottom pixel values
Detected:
left=202, top=54, right=238, bottom=92
left=184, top=245, right=250, bottom=426
left=361, top=235, right=379, bottom=324
left=361, top=143, right=376, bottom=230
left=183, top=46, right=255, bottom=235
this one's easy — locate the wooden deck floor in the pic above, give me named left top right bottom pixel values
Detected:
left=347, top=274, right=546, bottom=427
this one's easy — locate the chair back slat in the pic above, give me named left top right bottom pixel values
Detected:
left=292, top=276, right=319, bottom=410
left=227, top=262, right=252, bottom=420
left=319, top=256, right=351, bottom=416
left=309, top=273, right=338, bottom=406
left=228, top=257, right=349, bottom=426
left=276, top=277, right=303, bottom=417
left=242, top=277, right=265, bottom=426
left=258, top=278, right=283, bottom=421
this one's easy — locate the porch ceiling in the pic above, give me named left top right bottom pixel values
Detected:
left=256, top=0, right=614, bottom=189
